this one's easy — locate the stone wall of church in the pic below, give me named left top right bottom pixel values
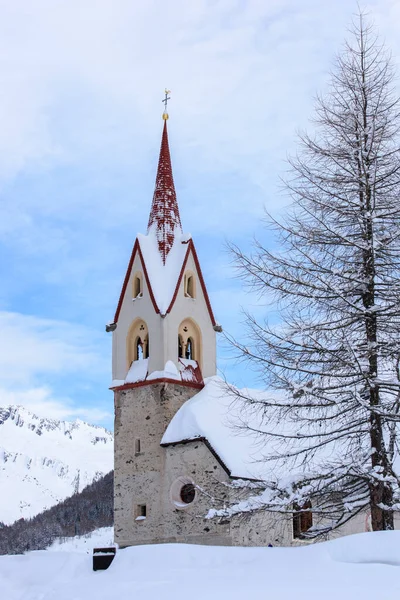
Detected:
left=161, top=442, right=232, bottom=545
left=115, top=381, right=233, bottom=547
left=229, top=502, right=400, bottom=547
left=230, top=511, right=293, bottom=547
left=114, top=381, right=196, bottom=547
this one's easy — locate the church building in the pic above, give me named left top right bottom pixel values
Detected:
left=108, top=104, right=376, bottom=548
left=107, top=102, right=281, bottom=547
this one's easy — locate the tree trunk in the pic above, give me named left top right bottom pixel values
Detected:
left=369, top=410, right=394, bottom=530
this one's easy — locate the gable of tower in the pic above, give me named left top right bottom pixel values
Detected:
left=113, top=240, right=158, bottom=324
left=113, top=237, right=216, bottom=327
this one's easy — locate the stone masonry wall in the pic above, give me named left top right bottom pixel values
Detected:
left=114, top=381, right=227, bottom=547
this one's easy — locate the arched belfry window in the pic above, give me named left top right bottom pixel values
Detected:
left=132, top=272, right=143, bottom=299
left=184, top=271, right=196, bottom=298
left=127, top=319, right=149, bottom=369
left=178, top=319, right=201, bottom=366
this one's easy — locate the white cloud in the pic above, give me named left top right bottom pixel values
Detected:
left=0, top=1, right=396, bottom=187
left=0, top=311, right=105, bottom=384
left=0, top=0, right=398, bottom=248
left=0, top=311, right=110, bottom=423
left=0, top=385, right=111, bottom=423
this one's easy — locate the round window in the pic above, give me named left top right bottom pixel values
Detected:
left=170, top=476, right=197, bottom=510
left=180, top=483, right=196, bottom=504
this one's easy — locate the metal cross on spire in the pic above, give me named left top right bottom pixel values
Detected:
left=162, top=89, right=171, bottom=120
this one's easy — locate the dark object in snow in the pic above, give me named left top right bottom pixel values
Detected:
left=93, top=546, right=116, bottom=571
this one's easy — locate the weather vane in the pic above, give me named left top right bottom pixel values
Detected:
left=162, top=88, right=171, bottom=120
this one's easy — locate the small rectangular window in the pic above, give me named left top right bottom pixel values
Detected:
left=135, top=504, right=147, bottom=520
left=293, top=501, right=312, bottom=539
left=135, top=439, right=141, bottom=454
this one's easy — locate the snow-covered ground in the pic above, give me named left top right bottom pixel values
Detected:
left=0, top=406, right=113, bottom=524
left=1, top=532, right=400, bottom=600
left=48, top=527, right=114, bottom=553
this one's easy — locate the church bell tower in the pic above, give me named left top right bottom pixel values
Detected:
left=109, top=98, right=218, bottom=547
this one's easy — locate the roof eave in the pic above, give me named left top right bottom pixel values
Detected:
left=161, top=435, right=263, bottom=483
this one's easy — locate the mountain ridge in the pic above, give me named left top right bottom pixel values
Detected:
left=0, top=404, right=113, bottom=525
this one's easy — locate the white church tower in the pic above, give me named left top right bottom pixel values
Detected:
left=108, top=104, right=220, bottom=547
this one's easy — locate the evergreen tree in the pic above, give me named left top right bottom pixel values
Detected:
left=0, top=471, right=113, bottom=554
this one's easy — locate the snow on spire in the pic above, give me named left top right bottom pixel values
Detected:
left=147, top=117, right=182, bottom=264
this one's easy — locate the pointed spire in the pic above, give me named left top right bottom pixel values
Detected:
left=147, top=117, right=182, bottom=264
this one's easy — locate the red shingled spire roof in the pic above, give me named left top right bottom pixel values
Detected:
left=147, top=119, right=182, bottom=264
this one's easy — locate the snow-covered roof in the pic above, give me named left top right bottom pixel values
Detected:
left=163, top=377, right=400, bottom=486
left=161, top=377, right=274, bottom=480
left=137, top=230, right=189, bottom=314
left=111, top=359, right=203, bottom=389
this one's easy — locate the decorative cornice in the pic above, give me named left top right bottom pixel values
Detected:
left=110, top=377, right=204, bottom=392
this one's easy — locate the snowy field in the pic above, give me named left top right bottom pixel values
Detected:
left=47, top=527, right=114, bottom=553
left=1, top=531, right=400, bottom=600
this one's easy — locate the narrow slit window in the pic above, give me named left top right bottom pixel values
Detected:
left=187, top=275, right=194, bottom=297
left=184, top=273, right=195, bottom=298
left=133, top=273, right=143, bottom=298
left=135, top=439, right=141, bottom=454
left=135, top=337, right=144, bottom=361
left=185, top=337, right=194, bottom=360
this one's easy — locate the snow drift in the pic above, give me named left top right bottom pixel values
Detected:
left=0, top=531, right=399, bottom=600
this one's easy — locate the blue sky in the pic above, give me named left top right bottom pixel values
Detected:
left=1, top=0, right=399, bottom=429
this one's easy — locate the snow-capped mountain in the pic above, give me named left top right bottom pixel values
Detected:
left=0, top=406, right=113, bottom=525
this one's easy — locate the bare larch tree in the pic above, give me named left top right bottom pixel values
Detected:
left=227, top=13, right=400, bottom=535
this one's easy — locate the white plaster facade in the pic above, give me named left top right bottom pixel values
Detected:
left=112, top=247, right=216, bottom=382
